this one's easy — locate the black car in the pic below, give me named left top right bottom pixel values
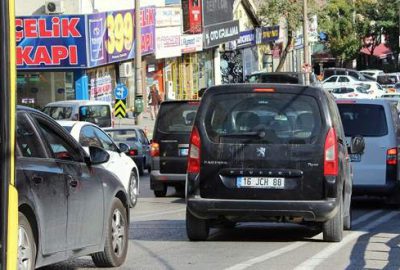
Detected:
left=16, top=106, right=129, bottom=269
left=150, top=100, right=199, bottom=197
left=105, top=127, right=152, bottom=175
left=186, top=84, right=365, bottom=242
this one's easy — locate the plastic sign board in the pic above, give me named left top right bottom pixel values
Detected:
left=114, top=83, right=129, bottom=100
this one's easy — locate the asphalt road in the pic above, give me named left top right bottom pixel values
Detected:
left=45, top=173, right=400, bottom=270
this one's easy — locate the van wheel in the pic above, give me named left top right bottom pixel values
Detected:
left=154, top=184, right=167, bottom=197
left=186, top=209, right=209, bottom=241
left=92, top=198, right=128, bottom=267
left=323, top=196, right=343, bottom=242
left=18, top=212, right=36, bottom=270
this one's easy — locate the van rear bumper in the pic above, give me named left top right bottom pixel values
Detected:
left=150, top=170, right=186, bottom=190
left=187, top=197, right=339, bottom=222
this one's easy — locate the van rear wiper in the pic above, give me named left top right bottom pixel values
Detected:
left=219, top=132, right=262, bottom=138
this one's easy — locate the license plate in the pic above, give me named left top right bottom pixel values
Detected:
left=350, top=154, right=361, bottom=162
left=237, top=177, right=285, bottom=189
left=179, top=148, right=189, bottom=156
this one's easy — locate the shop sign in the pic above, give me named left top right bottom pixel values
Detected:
left=181, top=34, right=203, bottom=53
left=203, top=20, right=239, bottom=49
left=261, top=25, right=280, bottom=43
left=155, top=27, right=182, bottom=59
left=182, top=0, right=202, bottom=34
left=16, top=15, right=87, bottom=69
left=226, top=29, right=256, bottom=50
left=202, top=0, right=234, bottom=27
left=156, top=7, right=182, bottom=27
left=88, top=13, right=107, bottom=67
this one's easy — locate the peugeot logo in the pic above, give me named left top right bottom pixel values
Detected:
left=257, top=147, right=266, bottom=158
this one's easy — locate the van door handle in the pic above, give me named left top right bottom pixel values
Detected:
left=31, top=176, right=43, bottom=185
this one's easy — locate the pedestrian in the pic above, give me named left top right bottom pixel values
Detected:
left=148, top=84, right=161, bottom=120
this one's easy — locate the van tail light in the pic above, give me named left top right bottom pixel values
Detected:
left=324, top=128, right=338, bottom=176
left=128, top=149, right=138, bottom=156
left=387, top=148, right=397, bottom=165
left=150, top=142, right=160, bottom=157
left=188, top=127, right=201, bottom=174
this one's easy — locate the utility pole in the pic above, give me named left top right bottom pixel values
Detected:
left=303, top=0, right=310, bottom=85
left=134, top=0, right=142, bottom=125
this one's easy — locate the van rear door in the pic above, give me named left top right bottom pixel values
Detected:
left=199, top=90, right=327, bottom=201
left=154, top=101, right=199, bottom=174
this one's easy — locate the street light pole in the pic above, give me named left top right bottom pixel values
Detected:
left=134, top=0, right=142, bottom=125
left=303, top=0, right=310, bottom=85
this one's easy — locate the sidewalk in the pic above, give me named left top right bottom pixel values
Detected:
left=113, top=110, right=156, bottom=139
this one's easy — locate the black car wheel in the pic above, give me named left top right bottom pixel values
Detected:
left=186, top=208, right=209, bottom=241
left=18, top=212, right=36, bottom=270
left=92, top=198, right=128, bottom=267
left=128, top=171, right=139, bottom=208
left=154, top=184, right=167, bottom=197
left=323, top=195, right=343, bottom=242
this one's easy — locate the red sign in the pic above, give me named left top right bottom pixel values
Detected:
left=182, top=0, right=202, bottom=34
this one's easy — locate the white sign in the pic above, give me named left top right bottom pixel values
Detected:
left=155, top=27, right=182, bottom=59
left=181, top=34, right=203, bottom=53
left=156, top=7, right=182, bottom=27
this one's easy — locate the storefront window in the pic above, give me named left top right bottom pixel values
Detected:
left=87, top=64, right=117, bottom=103
left=17, top=71, right=75, bottom=109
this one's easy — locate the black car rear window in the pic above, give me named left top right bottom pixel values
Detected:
left=204, top=93, right=322, bottom=144
left=337, top=104, right=388, bottom=137
left=248, top=74, right=300, bottom=84
left=157, top=102, right=199, bottom=133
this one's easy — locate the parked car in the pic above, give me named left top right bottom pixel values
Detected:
left=186, top=84, right=365, bottom=242
left=16, top=106, right=129, bottom=269
left=377, top=73, right=400, bottom=91
left=43, top=100, right=114, bottom=128
left=105, top=127, right=151, bottom=175
left=150, top=100, right=199, bottom=197
left=246, top=71, right=321, bottom=87
left=360, top=69, right=384, bottom=80
left=336, top=99, right=400, bottom=204
left=322, top=75, right=364, bottom=91
left=331, top=86, right=372, bottom=99
left=323, top=68, right=373, bottom=81
left=58, top=121, right=139, bottom=207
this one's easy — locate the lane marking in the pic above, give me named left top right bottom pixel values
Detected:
left=132, top=208, right=186, bottom=219
left=224, top=210, right=385, bottom=270
left=294, top=211, right=399, bottom=270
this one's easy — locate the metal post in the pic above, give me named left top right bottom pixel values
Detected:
left=134, top=0, right=142, bottom=125
left=303, top=0, right=310, bottom=85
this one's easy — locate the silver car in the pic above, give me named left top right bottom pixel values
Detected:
left=336, top=99, right=400, bottom=204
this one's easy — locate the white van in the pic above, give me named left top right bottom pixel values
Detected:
left=43, top=100, right=114, bottom=128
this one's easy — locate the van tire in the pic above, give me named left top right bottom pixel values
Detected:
left=154, top=184, right=167, bottom=197
left=343, top=200, right=352, bottom=230
left=323, top=196, right=343, bottom=242
left=186, top=209, right=209, bottom=241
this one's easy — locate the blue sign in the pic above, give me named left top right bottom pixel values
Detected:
left=114, top=84, right=129, bottom=100
left=237, top=30, right=256, bottom=49
left=16, top=15, right=87, bottom=69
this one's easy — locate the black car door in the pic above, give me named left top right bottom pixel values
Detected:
left=16, top=112, right=68, bottom=256
left=31, top=114, right=104, bottom=250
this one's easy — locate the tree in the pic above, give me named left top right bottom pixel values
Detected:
left=258, top=0, right=319, bottom=71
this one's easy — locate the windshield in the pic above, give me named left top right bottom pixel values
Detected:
left=107, top=130, right=138, bottom=141
left=157, top=102, right=199, bottom=133
left=79, top=105, right=111, bottom=127
left=43, top=106, right=73, bottom=120
left=338, top=104, right=388, bottom=137
left=378, top=75, right=399, bottom=85
left=205, top=93, right=322, bottom=144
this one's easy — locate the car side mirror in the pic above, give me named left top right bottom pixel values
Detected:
left=88, top=146, right=110, bottom=165
left=118, top=143, right=130, bottom=153
left=350, top=135, right=365, bottom=154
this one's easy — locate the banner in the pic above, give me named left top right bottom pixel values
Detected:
left=203, top=20, right=239, bottom=49
left=155, top=27, right=182, bottom=59
left=156, top=7, right=182, bottom=27
left=182, top=0, right=202, bottom=34
left=16, top=15, right=87, bottom=69
left=88, top=13, right=108, bottom=67
left=181, top=34, right=203, bottom=53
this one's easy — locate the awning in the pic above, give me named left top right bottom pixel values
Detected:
left=360, top=43, right=392, bottom=59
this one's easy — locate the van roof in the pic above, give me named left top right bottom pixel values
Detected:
left=45, top=100, right=112, bottom=107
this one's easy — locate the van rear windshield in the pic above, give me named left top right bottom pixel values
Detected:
left=205, top=93, right=322, bottom=144
left=248, top=74, right=300, bottom=84
left=79, top=105, right=111, bottom=127
left=157, top=102, right=199, bottom=133
left=337, top=104, right=388, bottom=137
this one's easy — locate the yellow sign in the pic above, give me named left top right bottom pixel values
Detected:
left=114, top=99, right=127, bottom=118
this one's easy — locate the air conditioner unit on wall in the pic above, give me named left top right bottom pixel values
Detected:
left=119, top=62, right=133, bottom=78
left=45, top=0, right=65, bottom=14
